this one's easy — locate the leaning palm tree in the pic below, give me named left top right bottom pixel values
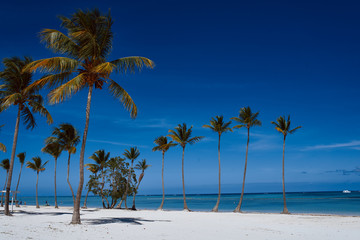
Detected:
left=82, top=163, right=99, bottom=209
left=131, top=159, right=151, bottom=210
left=168, top=123, right=204, bottom=211
left=231, top=107, right=261, bottom=212
left=42, top=142, right=63, bottom=208
left=25, top=9, right=154, bottom=224
left=0, top=125, right=6, bottom=152
left=152, top=136, right=176, bottom=210
left=271, top=115, right=301, bottom=214
left=0, top=159, right=10, bottom=207
left=46, top=123, right=80, bottom=203
left=0, top=57, right=52, bottom=215
left=203, top=116, right=232, bottom=212
left=88, top=149, right=110, bottom=208
left=14, top=152, right=26, bottom=207
left=26, top=157, right=48, bottom=208
left=118, top=147, right=140, bottom=209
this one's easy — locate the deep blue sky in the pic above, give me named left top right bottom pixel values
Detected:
left=0, top=0, right=359, bottom=196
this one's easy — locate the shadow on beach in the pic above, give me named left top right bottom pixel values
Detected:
left=5, top=210, right=73, bottom=216
left=83, top=217, right=171, bottom=225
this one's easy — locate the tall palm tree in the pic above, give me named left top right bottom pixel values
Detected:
left=168, top=123, right=204, bottom=211
left=26, top=157, right=48, bottom=208
left=0, top=125, right=6, bottom=152
left=0, top=56, right=52, bottom=215
left=25, top=9, right=154, bottom=224
left=14, top=152, right=26, bottom=207
left=271, top=115, right=301, bottom=214
left=203, top=116, right=232, bottom=212
left=46, top=123, right=80, bottom=203
left=0, top=159, right=10, bottom=207
left=42, top=142, right=63, bottom=208
left=88, top=149, right=110, bottom=208
left=131, top=159, right=151, bottom=210
left=82, top=163, right=99, bottom=209
left=152, top=136, right=176, bottom=210
left=231, top=107, right=261, bottom=212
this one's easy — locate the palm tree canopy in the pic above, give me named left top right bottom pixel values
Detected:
left=24, top=9, right=155, bottom=119
left=152, top=136, right=176, bottom=153
left=17, top=152, right=26, bottom=165
left=0, top=159, right=10, bottom=171
left=168, top=123, right=204, bottom=148
left=46, top=123, right=80, bottom=154
left=123, top=147, right=140, bottom=162
left=26, top=156, right=48, bottom=173
left=89, top=149, right=110, bottom=170
left=85, top=163, right=100, bottom=174
left=0, top=57, right=53, bottom=129
left=0, top=125, right=6, bottom=152
left=231, top=106, right=262, bottom=129
left=42, top=142, right=63, bottom=159
left=271, top=115, right=302, bottom=138
left=203, top=115, right=232, bottom=135
left=135, top=159, right=151, bottom=172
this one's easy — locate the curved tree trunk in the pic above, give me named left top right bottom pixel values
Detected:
left=282, top=136, right=289, bottom=214
left=54, top=158, right=58, bottom=208
left=67, top=152, right=75, bottom=203
left=15, top=163, right=24, bottom=207
left=132, top=172, right=144, bottom=210
left=36, top=172, right=39, bottom=208
left=182, top=146, right=189, bottom=210
left=4, top=106, right=21, bottom=215
left=1, top=172, right=9, bottom=207
left=235, top=127, right=250, bottom=213
left=212, top=134, right=221, bottom=212
left=158, top=151, right=165, bottom=210
left=82, top=188, right=90, bottom=209
left=71, top=85, right=93, bottom=224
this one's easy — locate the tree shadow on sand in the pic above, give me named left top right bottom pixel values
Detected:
left=83, top=217, right=171, bottom=225
left=8, top=210, right=73, bottom=216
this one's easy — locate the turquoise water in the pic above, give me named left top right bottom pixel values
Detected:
left=16, top=191, right=360, bottom=215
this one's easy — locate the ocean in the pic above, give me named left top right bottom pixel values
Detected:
left=15, top=191, right=360, bottom=215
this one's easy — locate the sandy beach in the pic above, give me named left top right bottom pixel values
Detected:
left=0, top=206, right=359, bottom=240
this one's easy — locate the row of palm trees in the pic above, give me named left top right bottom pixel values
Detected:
left=152, top=108, right=301, bottom=214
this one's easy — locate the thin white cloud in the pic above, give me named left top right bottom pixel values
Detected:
left=302, top=140, right=360, bottom=151
left=88, top=139, right=149, bottom=148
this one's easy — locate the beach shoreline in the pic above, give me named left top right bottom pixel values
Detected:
left=1, top=205, right=359, bottom=240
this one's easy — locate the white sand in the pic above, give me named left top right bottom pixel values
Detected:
left=1, top=206, right=359, bottom=239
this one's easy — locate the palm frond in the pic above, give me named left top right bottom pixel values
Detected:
left=0, top=143, right=6, bottom=152
left=48, top=73, right=85, bottom=104
left=17, top=152, right=26, bottom=164
left=24, top=57, right=79, bottom=74
left=27, top=95, right=53, bottom=125
left=108, top=79, right=137, bottom=119
left=21, top=105, right=36, bottom=130
left=111, top=57, right=155, bottom=74
left=39, top=29, right=79, bottom=56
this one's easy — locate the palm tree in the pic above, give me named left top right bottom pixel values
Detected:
left=0, top=56, right=53, bottom=215
left=231, top=107, right=261, bottom=212
left=42, top=142, right=63, bottom=208
left=0, top=125, right=6, bottom=152
left=88, top=149, right=110, bottom=208
left=25, top=9, right=154, bottom=224
left=26, top=157, right=48, bottom=208
left=152, top=136, right=176, bottom=210
left=14, top=152, right=26, bottom=207
left=168, top=123, right=204, bottom=211
left=203, top=116, right=232, bottom=212
left=131, top=159, right=151, bottom=210
left=46, top=123, right=80, bottom=203
left=0, top=159, right=10, bottom=207
left=82, top=163, right=99, bottom=209
left=271, top=115, right=301, bottom=214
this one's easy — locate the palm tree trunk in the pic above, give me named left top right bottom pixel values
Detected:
left=36, top=172, right=39, bottom=208
left=182, top=146, right=189, bottom=210
left=67, top=152, right=75, bottom=203
left=54, top=158, right=58, bottom=208
left=235, top=127, right=250, bottom=212
left=123, top=160, right=134, bottom=210
left=4, top=106, right=21, bottom=215
left=1, top=172, right=9, bottom=207
left=71, top=85, right=93, bottom=224
left=15, top=163, right=23, bottom=207
left=82, top=188, right=90, bottom=209
left=282, top=136, right=289, bottom=214
left=212, top=134, right=221, bottom=212
left=132, top=172, right=144, bottom=210
left=158, top=151, right=165, bottom=210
